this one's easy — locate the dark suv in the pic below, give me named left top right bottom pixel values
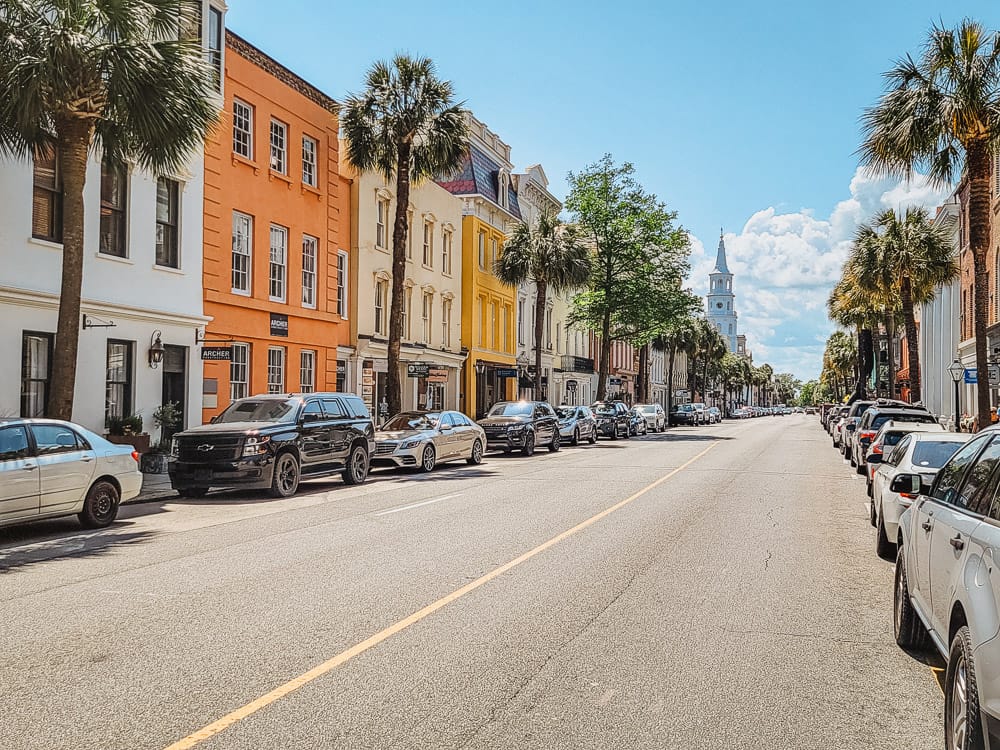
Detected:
left=477, top=401, right=559, bottom=456
left=169, top=393, right=375, bottom=498
left=592, top=401, right=631, bottom=439
left=851, top=401, right=935, bottom=474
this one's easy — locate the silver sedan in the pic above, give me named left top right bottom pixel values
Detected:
left=555, top=405, right=598, bottom=446
left=373, top=411, right=486, bottom=472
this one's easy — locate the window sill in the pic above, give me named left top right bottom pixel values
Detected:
left=231, top=153, right=260, bottom=174
left=375, top=245, right=390, bottom=254
left=302, top=303, right=317, bottom=311
left=29, top=236, right=63, bottom=251
left=422, top=264, right=434, bottom=271
left=231, top=288, right=251, bottom=297
left=269, top=169, right=293, bottom=186
left=153, top=264, right=184, bottom=275
left=269, top=297, right=286, bottom=304
left=96, top=253, right=134, bottom=266
left=301, top=183, right=322, bottom=198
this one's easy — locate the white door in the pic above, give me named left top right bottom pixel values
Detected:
left=0, top=425, right=40, bottom=521
left=31, top=424, right=97, bottom=515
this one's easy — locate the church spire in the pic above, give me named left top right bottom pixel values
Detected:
left=713, top=232, right=730, bottom=274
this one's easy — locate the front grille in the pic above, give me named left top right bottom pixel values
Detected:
left=375, top=442, right=398, bottom=455
left=483, top=426, right=507, bottom=436
left=177, top=437, right=243, bottom=462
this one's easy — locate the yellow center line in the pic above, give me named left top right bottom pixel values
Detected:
left=164, top=441, right=720, bottom=750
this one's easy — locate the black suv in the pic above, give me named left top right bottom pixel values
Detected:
left=592, top=401, right=631, bottom=438
left=851, top=401, right=935, bottom=475
left=477, top=401, right=559, bottom=456
left=169, top=393, right=375, bottom=498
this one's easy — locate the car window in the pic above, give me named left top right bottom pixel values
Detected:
left=345, top=397, right=371, bottom=419
left=321, top=399, right=345, bottom=418
left=458, top=414, right=473, bottom=427
left=884, top=431, right=908, bottom=448
left=382, top=412, right=438, bottom=430
left=31, top=424, right=85, bottom=455
left=911, top=440, right=967, bottom=470
left=931, top=435, right=991, bottom=505
left=439, top=413, right=454, bottom=429
left=953, top=438, right=1000, bottom=514
left=302, top=400, right=323, bottom=418
left=0, top=425, right=31, bottom=461
left=885, top=435, right=911, bottom=466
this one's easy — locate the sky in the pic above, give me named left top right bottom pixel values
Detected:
left=227, top=0, right=998, bottom=380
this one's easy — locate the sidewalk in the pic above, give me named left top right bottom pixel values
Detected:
left=130, top=472, right=177, bottom=504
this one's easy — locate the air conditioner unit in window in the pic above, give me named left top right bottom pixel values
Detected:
left=270, top=156, right=280, bottom=171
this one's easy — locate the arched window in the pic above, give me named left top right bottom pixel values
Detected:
left=497, top=170, right=509, bottom=210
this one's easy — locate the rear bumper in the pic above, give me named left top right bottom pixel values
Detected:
left=168, top=456, right=275, bottom=490
left=118, top=471, right=143, bottom=502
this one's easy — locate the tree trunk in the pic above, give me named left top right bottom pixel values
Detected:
left=853, top=327, right=874, bottom=402
left=596, top=311, right=611, bottom=401
left=702, top=354, right=709, bottom=404
left=968, top=140, right=993, bottom=431
left=901, top=276, right=921, bottom=403
left=885, top=313, right=896, bottom=400
left=48, top=118, right=94, bottom=422
left=637, top=344, right=649, bottom=402
left=533, top=280, right=546, bottom=399
left=666, top=344, right=676, bottom=419
left=386, top=142, right=412, bottom=418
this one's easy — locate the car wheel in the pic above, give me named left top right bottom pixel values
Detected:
left=856, top=461, right=866, bottom=476
left=893, top=548, right=930, bottom=651
left=467, top=439, right=484, bottom=465
left=178, top=488, right=209, bottom=499
left=588, top=429, right=597, bottom=444
left=549, top=431, right=560, bottom=452
left=866, top=480, right=873, bottom=499
left=623, top=425, right=631, bottom=439
left=869, top=496, right=877, bottom=527
left=521, top=431, right=535, bottom=457
left=610, top=427, right=618, bottom=441
left=342, top=443, right=370, bottom=485
left=269, top=452, right=301, bottom=497
left=945, top=626, right=984, bottom=750
left=419, top=444, right=436, bottom=473
left=875, top=510, right=895, bottom=561
left=78, top=480, right=120, bottom=529
left=572, top=428, right=580, bottom=446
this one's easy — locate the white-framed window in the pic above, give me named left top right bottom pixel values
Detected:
left=269, top=119, right=287, bottom=174
left=269, top=224, right=287, bottom=302
left=374, top=278, right=387, bottom=335
left=442, top=228, right=453, bottom=275
left=498, top=170, right=509, bottom=209
left=442, top=298, right=452, bottom=347
left=155, top=178, right=180, bottom=268
left=300, top=350, right=316, bottom=393
left=232, top=211, right=252, bottom=294
left=267, top=347, right=285, bottom=393
left=336, top=251, right=348, bottom=318
left=230, top=343, right=249, bottom=401
left=478, top=231, right=486, bottom=269
left=301, top=234, right=317, bottom=308
left=376, top=197, right=390, bottom=250
left=407, top=209, right=414, bottom=260
left=517, top=298, right=525, bottom=345
left=502, top=305, right=509, bottom=352
left=233, top=98, right=253, bottom=159
left=478, top=298, right=486, bottom=346
left=301, top=135, right=317, bottom=187
left=422, top=291, right=433, bottom=343
left=206, top=5, right=223, bottom=89
left=490, top=238, right=499, bottom=269
left=556, top=323, right=561, bottom=354
left=546, top=309, right=552, bottom=349
left=489, top=302, right=496, bottom=349
left=402, top=286, right=411, bottom=339
left=422, top=220, right=433, bottom=267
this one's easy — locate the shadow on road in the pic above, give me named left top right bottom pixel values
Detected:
left=0, top=524, right=159, bottom=574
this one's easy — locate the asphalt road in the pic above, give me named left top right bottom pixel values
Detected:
left=0, top=414, right=944, bottom=749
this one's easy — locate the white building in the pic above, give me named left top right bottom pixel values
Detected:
left=0, top=2, right=224, bottom=443
left=706, top=233, right=738, bottom=352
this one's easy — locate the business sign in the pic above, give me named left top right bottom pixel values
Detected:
left=427, top=366, right=449, bottom=383
left=965, top=368, right=978, bottom=385
left=496, top=368, right=518, bottom=379
left=372, top=358, right=389, bottom=374
left=991, top=365, right=1000, bottom=387
left=407, top=363, right=430, bottom=378
left=269, top=313, right=289, bottom=337
left=200, top=346, right=231, bottom=361
left=608, top=377, right=623, bottom=386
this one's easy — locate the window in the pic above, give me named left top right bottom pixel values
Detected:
left=267, top=347, right=285, bottom=393
left=0, top=426, right=31, bottom=462
left=302, top=235, right=317, bottom=308
left=556, top=323, right=562, bottom=354
left=230, top=343, right=249, bottom=401
left=491, top=238, right=499, bottom=269
left=517, top=299, right=525, bottom=345
left=932, top=435, right=989, bottom=505
left=478, top=231, right=486, bottom=269
left=100, top=155, right=128, bottom=257
left=231, top=212, right=252, bottom=294
left=374, top=279, right=387, bottom=335
left=321, top=398, right=345, bottom=417
left=269, top=119, right=287, bottom=174
left=269, top=225, right=287, bottom=302
left=545, top=309, right=552, bottom=349
left=502, top=305, right=509, bottom=352
left=21, top=331, right=53, bottom=418
left=336, top=251, right=348, bottom=318
left=498, top=170, right=509, bottom=209
left=442, top=298, right=452, bottom=347
left=207, top=6, right=223, bottom=88
left=422, top=220, right=434, bottom=267
left=954, top=438, right=1000, bottom=513
left=105, top=341, right=134, bottom=426
left=155, top=177, right=179, bottom=268
left=301, top=136, right=317, bottom=187
left=31, top=424, right=86, bottom=456
left=376, top=197, right=390, bottom=249
left=32, top=147, right=62, bottom=242
left=300, top=350, right=316, bottom=393
left=402, top=287, right=411, bottom=339
left=489, top=302, right=496, bottom=349
left=422, top=291, right=433, bottom=343
left=442, top=229, right=453, bottom=274
left=478, top=298, right=486, bottom=346
left=232, top=99, right=253, bottom=159
left=303, top=399, right=323, bottom=419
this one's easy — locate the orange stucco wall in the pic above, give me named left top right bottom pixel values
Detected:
left=201, top=34, right=350, bottom=422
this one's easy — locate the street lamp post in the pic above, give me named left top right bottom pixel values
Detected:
left=949, top=359, right=965, bottom=432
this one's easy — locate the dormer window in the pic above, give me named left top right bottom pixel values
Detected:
left=497, top=169, right=509, bottom=210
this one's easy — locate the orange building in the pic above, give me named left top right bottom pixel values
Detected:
left=201, top=31, right=350, bottom=421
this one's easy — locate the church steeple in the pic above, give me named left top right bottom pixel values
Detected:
left=714, top=231, right=730, bottom=274
left=707, top=228, right=737, bottom=353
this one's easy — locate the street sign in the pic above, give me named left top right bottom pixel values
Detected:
left=200, top=346, right=231, bottom=361
left=991, top=365, right=1000, bottom=387
left=965, top=368, right=978, bottom=385
left=496, top=368, right=517, bottom=378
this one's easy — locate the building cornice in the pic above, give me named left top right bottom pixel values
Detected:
left=0, top=286, right=212, bottom=327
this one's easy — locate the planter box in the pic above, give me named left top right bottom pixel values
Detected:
left=139, top=452, right=170, bottom=474
left=105, top=433, right=151, bottom=454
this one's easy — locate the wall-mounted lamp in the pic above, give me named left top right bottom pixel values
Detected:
left=148, top=330, right=165, bottom=368
left=474, top=360, right=486, bottom=377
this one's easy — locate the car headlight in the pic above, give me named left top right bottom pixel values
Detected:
left=401, top=439, right=422, bottom=449
left=170, top=438, right=179, bottom=458
left=242, top=435, right=271, bottom=457
left=507, top=423, right=526, bottom=433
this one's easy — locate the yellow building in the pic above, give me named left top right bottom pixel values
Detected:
left=437, top=113, right=520, bottom=417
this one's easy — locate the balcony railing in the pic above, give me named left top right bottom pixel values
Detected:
left=561, top=355, right=594, bottom=373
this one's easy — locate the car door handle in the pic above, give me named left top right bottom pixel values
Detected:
left=22, top=464, right=37, bottom=471
left=950, top=535, right=965, bottom=551
left=80, top=456, right=93, bottom=463
left=921, top=520, right=933, bottom=532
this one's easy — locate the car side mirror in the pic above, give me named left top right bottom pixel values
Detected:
left=890, top=473, right=922, bottom=495
left=867, top=453, right=883, bottom=464
left=846, top=424, right=856, bottom=432
left=209, top=415, right=220, bottom=424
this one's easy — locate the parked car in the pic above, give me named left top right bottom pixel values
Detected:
left=864, top=421, right=945, bottom=495
left=669, top=403, right=698, bottom=426
left=592, top=401, right=631, bottom=439
left=707, top=406, right=722, bottom=424
left=691, top=403, right=708, bottom=425
left=169, top=393, right=374, bottom=498
left=373, top=410, right=485, bottom=471
left=555, top=405, right=598, bottom=445
left=628, top=407, right=648, bottom=436
left=831, top=409, right=851, bottom=449
left=477, top=401, right=560, bottom=456
left=850, top=403, right=937, bottom=475
left=633, top=403, right=666, bottom=432
left=893, top=427, right=1000, bottom=749
left=0, top=418, right=142, bottom=529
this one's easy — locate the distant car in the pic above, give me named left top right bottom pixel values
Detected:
left=707, top=406, right=722, bottom=424
left=850, top=402, right=936, bottom=474
left=0, top=418, right=142, bottom=529
left=691, top=403, right=708, bottom=425
left=477, top=401, right=560, bottom=456
left=555, top=405, right=598, bottom=445
left=627, top=407, right=648, bottom=436
left=373, top=410, right=485, bottom=471
left=669, top=403, right=698, bottom=426
left=592, top=401, right=631, bottom=439
left=633, top=403, right=666, bottom=432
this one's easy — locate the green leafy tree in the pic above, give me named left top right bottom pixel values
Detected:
left=797, top=380, right=818, bottom=407
left=860, top=18, right=1000, bottom=427
left=0, top=0, right=218, bottom=420
left=494, top=210, right=591, bottom=397
left=828, top=270, right=884, bottom=401
left=342, top=55, right=468, bottom=417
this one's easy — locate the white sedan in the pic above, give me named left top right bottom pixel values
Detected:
left=0, top=418, right=143, bottom=529
left=373, top=410, right=485, bottom=472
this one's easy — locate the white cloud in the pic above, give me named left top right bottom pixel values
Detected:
left=686, top=168, right=952, bottom=380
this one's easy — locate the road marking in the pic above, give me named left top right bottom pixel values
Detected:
left=372, top=493, right=462, bottom=516
left=162, top=441, right=719, bottom=750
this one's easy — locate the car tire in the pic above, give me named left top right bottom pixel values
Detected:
left=419, top=444, right=436, bottom=473
left=609, top=427, right=618, bottom=441
left=269, top=452, right=301, bottom=497
left=856, top=461, right=865, bottom=476
left=572, top=428, right=580, bottom=446
left=178, top=488, right=209, bottom=499
left=869, top=497, right=877, bottom=527
left=342, top=443, right=370, bottom=485
left=945, top=626, right=984, bottom=750
left=588, top=429, right=597, bottom=444
left=866, top=480, right=873, bottom=499
left=549, top=431, right=560, bottom=452
left=623, top=425, right=631, bottom=439
left=78, top=480, right=120, bottom=529
left=876, top=510, right=895, bottom=561
left=467, top=439, right=484, bottom=465
left=521, top=431, right=535, bottom=457
left=893, top=548, right=930, bottom=651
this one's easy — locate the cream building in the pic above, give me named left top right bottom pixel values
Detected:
left=342, top=146, right=466, bottom=417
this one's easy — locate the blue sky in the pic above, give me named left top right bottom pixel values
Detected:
left=228, top=0, right=998, bottom=379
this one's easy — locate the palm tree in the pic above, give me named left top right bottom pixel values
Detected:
left=860, top=18, right=1000, bottom=428
left=850, top=208, right=957, bottom=403
left=494, top=211, right=590, bottom=398
left=828, top=273, right=881, bottom=401
left=342, top=55, right=468, bottom=417
left=663, top=316, right=698, bottom=417
left=0, top=0, right=218, bottom=420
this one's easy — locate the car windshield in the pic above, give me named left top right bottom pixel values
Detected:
left=555, top=407, right=576, bottom=419
left=216, top=398, right=299, bottom=423
left=488, top=402, right=533, bottom=417
left=639, top=405, right=657, bottom=413
left=674, top=405, right=692, bottom=412
left=873, top=413, right=934, bottom=429
left=912, top=441, right=965, bottom=469
left=593, top=404, right=618, bottom=415
left=382, top=412, right=440, bottom=431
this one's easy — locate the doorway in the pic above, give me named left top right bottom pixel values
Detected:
left=161, top=345, right=187, bottom=443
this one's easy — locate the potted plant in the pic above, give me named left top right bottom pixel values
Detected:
left=140, top=402, right=182, bottom=474
left=106, top=413, right=150, bottom=453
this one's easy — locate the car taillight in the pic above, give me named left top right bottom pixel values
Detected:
left=900, top=492, right=918, bottom=500
left=872, top=444, right=883, bottom=454
left=860, top=431, right=876, bottom=441
left=131, top=451, right=140, bottom=463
